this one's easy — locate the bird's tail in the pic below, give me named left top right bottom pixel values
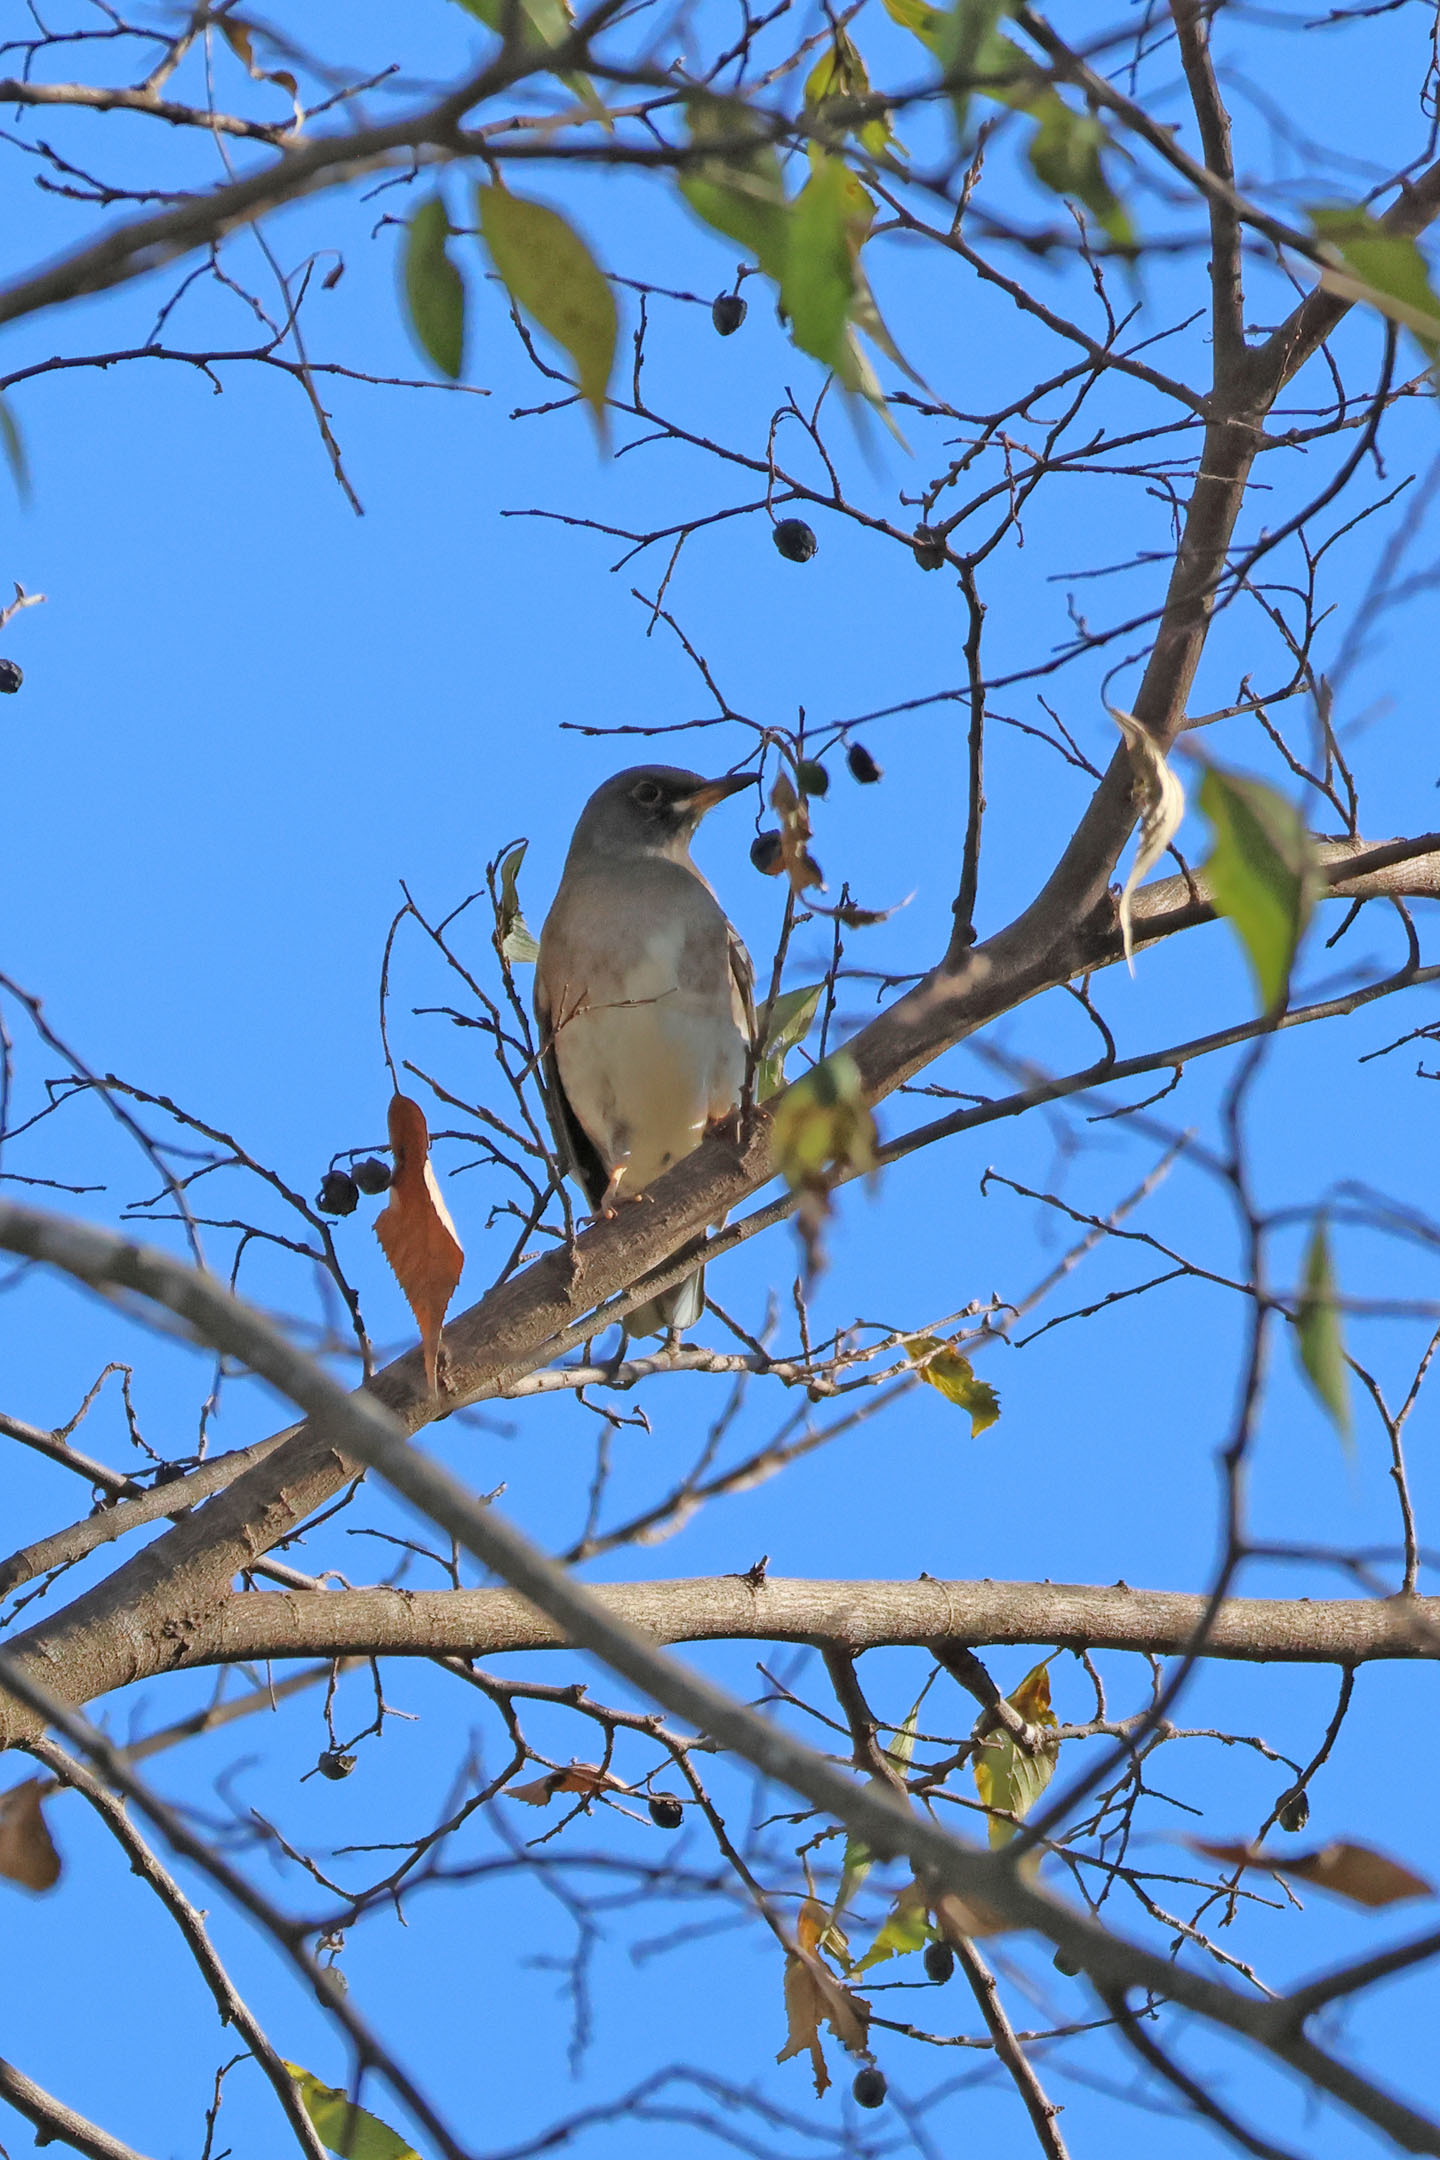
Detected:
left=626, top=1265, right=705, bottom=1341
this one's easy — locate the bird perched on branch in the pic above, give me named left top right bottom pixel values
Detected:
left=535, top=765, right=756, bottom=1338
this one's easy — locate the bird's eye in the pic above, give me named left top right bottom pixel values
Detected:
left=633, top=780, right=663, bottom=808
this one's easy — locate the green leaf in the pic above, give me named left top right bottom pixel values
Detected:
left=906, top=1336, right=1000, bottom=1436
left=1311, top=206, right=1440, bottom=358
left=1199, top=766, right=1320, bottom=1013
left=937, top=2, right=1030, bottom=136
left=973, top=1662, right=1058, bottom=1849
left=1297, top=1217, right=1351, bottom=1444
left=497, top=840, right=541, bottom=964
left=451, top=0, right=570, bottom=49
left=882, top=0, right=947, bottom=52
left=403, top=196, right=465, bottom=380
left=804, top=30, right=899, bottom=159
left=757, top=982, right=824, bottom=1101
left=784, top=154, right=857, bottom=376
left=679, top=97, right=791, bottom=283
left=771, top=1051, right=877, bottom=1189
left=0, top=396, right=30, bottom=501
left=284, top=2066, right=418, bottom=2160
left=477, top=185, right=616, bottom=429
left=1028, top=104, right=1132, bottom=245
left=850, top=1876, right=931, bottom=1972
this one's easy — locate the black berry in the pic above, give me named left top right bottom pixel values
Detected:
left=712, top=293, right=747, bottom=336
left=353, top=1157, right=392, bottom=1196
left=0, top=659, right=21, bottom=693
left=750, top=831, right=785, bottom=876
left=648, top=1793, right=684, bottom=1830
left=1053, top=1948, right=1082, bottom=1977
left=846, top=742, right=883, bottom=784
left=316, top=1171, right=359, bottom=1217
left=317, top=1750, right=356, bottom=1781
left=912, top=524, right=946, bottom=571
left=1278, top=1787, right=1310, bottom=1834
left=797, top=759, right=830, bottom=798
left=923, top=1940, right=954, bottom=1984
left=852, top=2066, right=887, bottom=2109
left=773, top=518, right=818, bottom=564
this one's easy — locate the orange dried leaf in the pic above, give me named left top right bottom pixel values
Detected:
left=375, top=1094, right=463, bottom=1392
left=777, top=1942, right=870, bottom=2097
left=0, top=1780, right=61, bottom=1892
left=507, top=1763, right=627, bottom=1808
left=1194, top=1837, right=1433, bottom=1908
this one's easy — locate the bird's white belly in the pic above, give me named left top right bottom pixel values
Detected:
left=552, top=926, right=744, bottom=1190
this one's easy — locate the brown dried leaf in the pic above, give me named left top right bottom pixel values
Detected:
left=374, top=1094, right=464, bottom=1392
left=0, top=1780, right=61, bottom=1892
left=777, top=1909, right=871, bottom=2097
left=770, top=773, right=825, bottom=897
left=507, top=1763, right=628, bottom=1808
left=1193, top=1837, right=1433, bottom=1908
left=933, top=1886, right=1013, bottom=1941
left=217, top=16, right=300, bottom=102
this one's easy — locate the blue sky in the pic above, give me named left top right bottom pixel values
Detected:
left=5, top=1, right=1440, bottom=2155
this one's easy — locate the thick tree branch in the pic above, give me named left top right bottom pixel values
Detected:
left=141, top=1578, right=1440, bottom=1675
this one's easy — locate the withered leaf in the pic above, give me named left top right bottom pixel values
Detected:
left=508, top=1763, right=628, bottom=1808
left=1193, top=1837, right=1433, bottom=1908
left=374, top=1093, right=464, bottom=1393
left=778, top=1898, right=871, bottom=2096
left=0, top=1780, right=61, bottom=1892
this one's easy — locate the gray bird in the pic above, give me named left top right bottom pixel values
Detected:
left=535, top=765, right=756, bottom=1337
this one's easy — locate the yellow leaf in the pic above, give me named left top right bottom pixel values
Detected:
left=284, top=2066, right=418, bottom=2160
left=1112, top=708, right=1185, bottom=975
left=906, top=1337, right=1000, bottom=1436
left=973, top=1661, right=1059, bottom=1848
left=850, top=1876, right=930, bottom=1972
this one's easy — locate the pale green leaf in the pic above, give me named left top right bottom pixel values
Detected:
left=1311, top=206, right=1440, bottom=358
left=284, top=2066, right=419, bottom=2160
left=1028, top=104, right=1133, bottom=245
left=679, top=98, right=790, bottom=283
left=906, top=1336, right=1000, bottom=1436
left=757, top=982, right=824, bottom=1101
left=1199, top=766, right=1320, bottom=1013
left=403, top=196, right=465, bottom=380
left=771, top=1051, right=877, bottom=1188
left=973, top=1662, right=1058, bottom=1849
left=1297, top=1217, right=1351, bottom=1444
left=784, top=154, right=856, bottom=377
left=477, top=185, right=616, bottom=429
left=497, top=840, right=541, bottom=964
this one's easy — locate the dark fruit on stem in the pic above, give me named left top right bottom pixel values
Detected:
left=318, top=1751, right=357, bottom=1781
left=852, top=2067, right=887, bottom=2109
left=648, top=1794, right=684, bottom=1830
left=846, top=742, right=883, bottom=784
left=353, top=1157, right=392, bottom=1195
left=797, top=759, right=829, bottom=798
left=0, top=659, right=22, bottom=693
left=1278, top=1787, right=1310, bottom=1833
left=712, top=293, right=747, bottom=336
left=750, top=831, right=785, bottom=876
left=912, top=524, right=946, bottom=571
left=773, top=518, right=818, bottom=563
left=923, top=1940, right=955, bottom=1984
left=1053, top=1949, right=1082, bottom=1977
left=316, top=1171, right=359, bottom=1217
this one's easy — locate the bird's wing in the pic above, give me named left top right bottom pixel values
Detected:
left=727, top=919, right=757, bottom=1047
left=534, top=971, right=608, bottom=1213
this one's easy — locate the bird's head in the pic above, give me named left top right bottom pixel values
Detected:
left=569, top=765, right=755, bottom=862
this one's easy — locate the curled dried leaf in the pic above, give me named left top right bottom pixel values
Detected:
left=1112, top=708, right=1185, bottom=975
left=778, top=1898, right=871, bottom=2095
left=374, top=1094, right=464, bottom=1393
left=508, top=1763, right=629, bottom=1808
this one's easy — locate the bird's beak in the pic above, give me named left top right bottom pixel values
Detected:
left=687, top=772, right=757, bottom=815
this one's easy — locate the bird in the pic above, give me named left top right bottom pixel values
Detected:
left=535, top=764, right=756, bottom=1338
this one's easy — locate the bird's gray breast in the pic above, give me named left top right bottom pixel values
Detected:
left=538, top=859, right=748, bottom=1190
